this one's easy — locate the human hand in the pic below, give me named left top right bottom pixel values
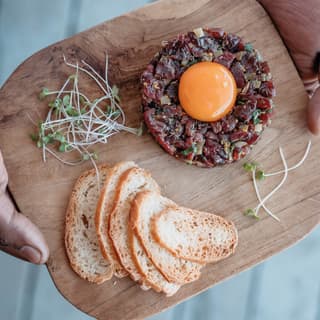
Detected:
left=0, top=151, right=49, bottom=264
left=258, top=0, right=320, bottom=134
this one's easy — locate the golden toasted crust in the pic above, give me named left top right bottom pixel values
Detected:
left=129, top=192, right=161, bottom=290
left=129, top=191, right=204, bottom=284
left=65, top=164, right=113, bottom=284
left=65, top=160, right=237, bottom=294
left=149, top=209, right=181, bottom=260
left=95, top=185, right=110, bottom=258
left=151, top=207, right=239, bottom=264
left=108, top=168, right=159, bottom=287
left=128, top=191, right=144, bottom=232
left=129, top=195, right=181, bottom=296
left=95, top=161, right=137, bottom=278
left=130, top=193, right=178, bottom=282
left=127, top=225, right=157, bottom=291
left=107, top=168, right=133, bottom=276
left=131, top=193, right=167, bottom=281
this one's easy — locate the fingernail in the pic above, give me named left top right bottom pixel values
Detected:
left=19, top=245, right=42, bottom=264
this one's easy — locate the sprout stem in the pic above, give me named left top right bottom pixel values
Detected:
left=31, top=53, right=141, bottom=172
left=252, top=168, right=279, bottom=220
left=254, top=147, right=288, bottom=221
left=245, top=141, right=311, bottom=222
left=264, top=141, right=311, bottom=177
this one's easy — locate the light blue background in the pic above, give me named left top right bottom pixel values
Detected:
left=1, top=1, right=320, bottom=319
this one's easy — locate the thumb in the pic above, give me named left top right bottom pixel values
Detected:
left=0, top=192, right=49, bottom=264
left=307, top=87, right=320, bottom=135
left=0, top=152, right=49, bottom=264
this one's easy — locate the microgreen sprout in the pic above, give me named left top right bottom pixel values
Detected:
left=252, top=166, right=280, bottom=221
left=243, top=161, right=258, bottom=172
left=244, top=208, right=260, bottom=219
left=30, top=133, right=38, bottom=142
left=29, top=53, right=142, bottom=173
left=111, top=85, right=121, bottom=103
left=255, top=169, right=265, bottom=181
left=39, top=87, right=50, bottom=100
left=243, top=141, right=311, bottom=222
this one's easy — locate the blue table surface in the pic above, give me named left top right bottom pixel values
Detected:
left=0, top=1, right=320, bottom=319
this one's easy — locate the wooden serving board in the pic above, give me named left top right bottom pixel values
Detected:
left=0, top=0, right=319, bottom=319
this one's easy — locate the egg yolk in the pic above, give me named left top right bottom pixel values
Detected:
left=178, top=61, right=237, bottom=122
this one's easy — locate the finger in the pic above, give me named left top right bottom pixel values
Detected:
left=0, top=149, right=49, bottom=263
left=307, top=87, right=320, bottom=135
left=0, top=151, right=8, bottom=193
left=0, top=191, right=49, bottom=264
left=258, top=0, right=320, bottom=80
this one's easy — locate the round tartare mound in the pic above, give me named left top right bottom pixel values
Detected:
left=141, top=28, right=275, bottom=167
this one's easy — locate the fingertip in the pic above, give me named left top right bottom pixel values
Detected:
left=29, top=228, right=50, bottom=264
left=307, top=87, right=320, bottom=135
left=19, top=245, right=42, bottom=264
left=3, top=210, right=50, bottom=264
left=39, top=244, right=50, bottom=264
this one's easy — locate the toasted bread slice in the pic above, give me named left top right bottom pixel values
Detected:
left=130, top=191, right=203, bottom=284
left=128, top=222, right=180, bottom=296
left=96, top=161, right=137, bottom=278
left=65, top=165, right=113, bottom=284
left=109, top=168, right=160, bottom=284
left=151, top=207, right=238, bottom=263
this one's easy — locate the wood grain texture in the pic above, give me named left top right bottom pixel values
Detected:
left=0, top=0, right=319, bottom=319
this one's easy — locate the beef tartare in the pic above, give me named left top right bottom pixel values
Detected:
left=141, top=28, right=275, bottom=167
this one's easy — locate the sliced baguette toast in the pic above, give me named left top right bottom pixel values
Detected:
left=151, top=207, right=238, bottom=263
left=95, top=161, right=137, bottom=278
left=128, top=221, right=180, bottom=296
left=109, top=168, right=160, bottom=284
left=65, top=165, right=113, bottom=284
left=130, top=191, right=203, bottom=284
